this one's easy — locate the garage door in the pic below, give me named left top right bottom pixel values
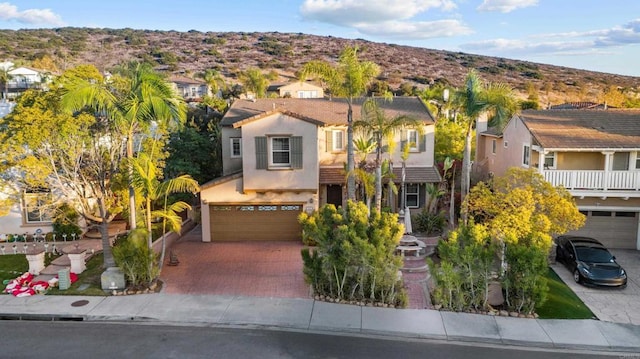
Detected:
left=567, top=211, right=639, bottom=249
left=210, top=204, right=303, bottom=241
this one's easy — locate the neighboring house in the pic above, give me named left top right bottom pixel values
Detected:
left=267, top=81, right=324, bottom=98
left=0, top=102, right=53, bottom=236
left=475, top=109, right=640, bottom=250
left=6, top=66, right=49, bottom=98
left=168, top=75, right=209, bottom=102
left=200, top=97, right=440, bottom=242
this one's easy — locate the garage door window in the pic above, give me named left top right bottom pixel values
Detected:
left=615, top=212, right=636, bottom=218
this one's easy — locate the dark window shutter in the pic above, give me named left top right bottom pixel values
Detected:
left=325, top=130, right=332, bottom=152
left=400, top=140, right=407, bottom=152
left=419, top=134, right=427, bottom=152
left=291, top=136, right=303, bottom=169
left=255, top=136, right=267, bottom=169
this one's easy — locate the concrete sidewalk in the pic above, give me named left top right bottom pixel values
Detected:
left=0, top=293, right=638, bottom=353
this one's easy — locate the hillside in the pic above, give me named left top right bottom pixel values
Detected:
left=1, top=27, right=638, bottom=103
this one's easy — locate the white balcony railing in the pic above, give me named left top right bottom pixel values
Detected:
left=542, top=170, right=640, bottom=191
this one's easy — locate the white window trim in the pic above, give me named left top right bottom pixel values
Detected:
left=544, top=152, right=556, bottom=169
left=230, top=138, right=242, bottom=158
left=23, top=191, right=52, bottom=224
left=332, top=130, right=345, bottom=152
left=269, top=136, right=291, bottom=168
left=405, top=183, right=420, bottom=209
left=407, top=129, right=419, bottom=152
left=522, top=143, right=531, bottom=167
left=491, top=139, right=497, bottom=154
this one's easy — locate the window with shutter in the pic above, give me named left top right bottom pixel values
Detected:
left=291, top=136, right=303, bottom=169
left=255, top=137, right=267, bottom=169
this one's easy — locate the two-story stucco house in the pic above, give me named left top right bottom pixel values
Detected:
left=199, top=97, right=440, bottom=242
left=476, top=109, right=640, bottom=250
left=267, top=81, right=324, bottom=98
left=169, top=75, right=210, bottom=102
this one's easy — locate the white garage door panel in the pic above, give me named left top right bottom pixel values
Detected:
left=568, top=212, right=638, bottom=249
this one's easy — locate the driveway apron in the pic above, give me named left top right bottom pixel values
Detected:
left=551, top=249, right=640, bottom=325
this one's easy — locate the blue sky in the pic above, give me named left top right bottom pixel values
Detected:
left=2, top=1, right=640, bottom=76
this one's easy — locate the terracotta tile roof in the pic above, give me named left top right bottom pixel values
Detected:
left=319, top=166, right=441, bottom=184
left=221, top=97, right=434, bottom=127
left=519, top=110, right=640, bottom=149
left=549, top=102, right=614, bottom=110
left=168, top=75, right=206, bottom=85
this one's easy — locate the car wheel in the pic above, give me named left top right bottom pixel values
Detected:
left=573, top=269, right=582, bottom=283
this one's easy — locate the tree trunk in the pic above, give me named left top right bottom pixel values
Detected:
left=98, top=201, right=116, bottom=268
left=374, top=132, right=382, bottom=213
left=449, top=165, right=456, bottom=230
left=127, top=136, right=137, bottom=230
left=460, top=122, right=473, bottom=224
left=346, top=101, right=356, bottom=201
left=146, top=197, right=153, bottom=249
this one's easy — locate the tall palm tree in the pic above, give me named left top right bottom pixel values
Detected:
left=301, top=46, right=380, bottom=201
left=61, top=63, right=187, bottom=231
left=129, top=153, right=199, bottom=271
left=200, top=69, right=227, bottom=97
left=452, top=70, right=518, bottom=223
left=354, top=98, right=424, bottom=213
left=238, top=67, right=275, bottom=99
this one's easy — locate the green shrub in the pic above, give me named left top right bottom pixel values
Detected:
left=414, top=210, right=446, bottom=235
left=503, top=243, right=548, bottom=314
left=113, top=228, right=158, bottom=288
left=298, top=201, right=406, bottom=307
left=52, top=203, right=82, bottom=237
left=430, top=222, right=496, bottom=311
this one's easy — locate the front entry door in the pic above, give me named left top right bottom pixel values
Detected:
left=326, top=185, right=343, bottom=208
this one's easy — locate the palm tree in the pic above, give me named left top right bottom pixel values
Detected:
left=238, top=67, right=275, bottom=99
left=354, top=98, right=424, bottom=213
left=129, top=153, right=199, bottom=271
left=452, top=70, right=518, bottom=223
left=199, top=69, right=227, bottom=97
left=301, top=46, right=380, bottom=201
left=61, top=63, right=187, bottom=230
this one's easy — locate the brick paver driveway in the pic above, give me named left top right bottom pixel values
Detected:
left=160, top=226, right=310, bottom=298
left=160, top=225, right=430, bottom=309
left=551, top=249, right=640, bottom=325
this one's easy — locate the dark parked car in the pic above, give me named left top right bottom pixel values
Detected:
left=555, top=235, right=627, bottom=287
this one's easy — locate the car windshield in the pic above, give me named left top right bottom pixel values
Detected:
left=575, top=247, right=614, bottom=263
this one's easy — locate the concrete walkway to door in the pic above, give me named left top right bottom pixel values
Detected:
left=159, top=226, right=310, bottom=298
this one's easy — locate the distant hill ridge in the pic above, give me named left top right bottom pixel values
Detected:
left=0, top=28, right=638, bottom=103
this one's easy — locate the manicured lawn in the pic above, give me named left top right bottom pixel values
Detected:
left=0, top=254, right=29, bottom=281
left=536, top=267, right=595, bottom=319
left=47, top=254, right=107, bottom=296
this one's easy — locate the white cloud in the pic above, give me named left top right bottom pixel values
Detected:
left=301, top=0, right=457, bottom=26
left=477, top=0, right=538, bottom=13
left=461, top=19, right=640, bottom=56
left=299, top=0, right=466, bottom=39
left=358, top=19, right=473, bottom=39
left=0, top=2, right=65, bottom=26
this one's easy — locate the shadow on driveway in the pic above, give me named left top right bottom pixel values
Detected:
left=159, top=226, right=310, bottom=298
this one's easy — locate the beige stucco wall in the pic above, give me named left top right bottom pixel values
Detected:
left=318, top=124, right=435, bottom=167
left=241, top=113, right=319, bottom=191
left=557, top=152, right=604, bottom=170
left=221, top=127, right=243, bottom=175
left=477, top=117, right=532, bottom=177
left=279, top=82, right=324, bottom=98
